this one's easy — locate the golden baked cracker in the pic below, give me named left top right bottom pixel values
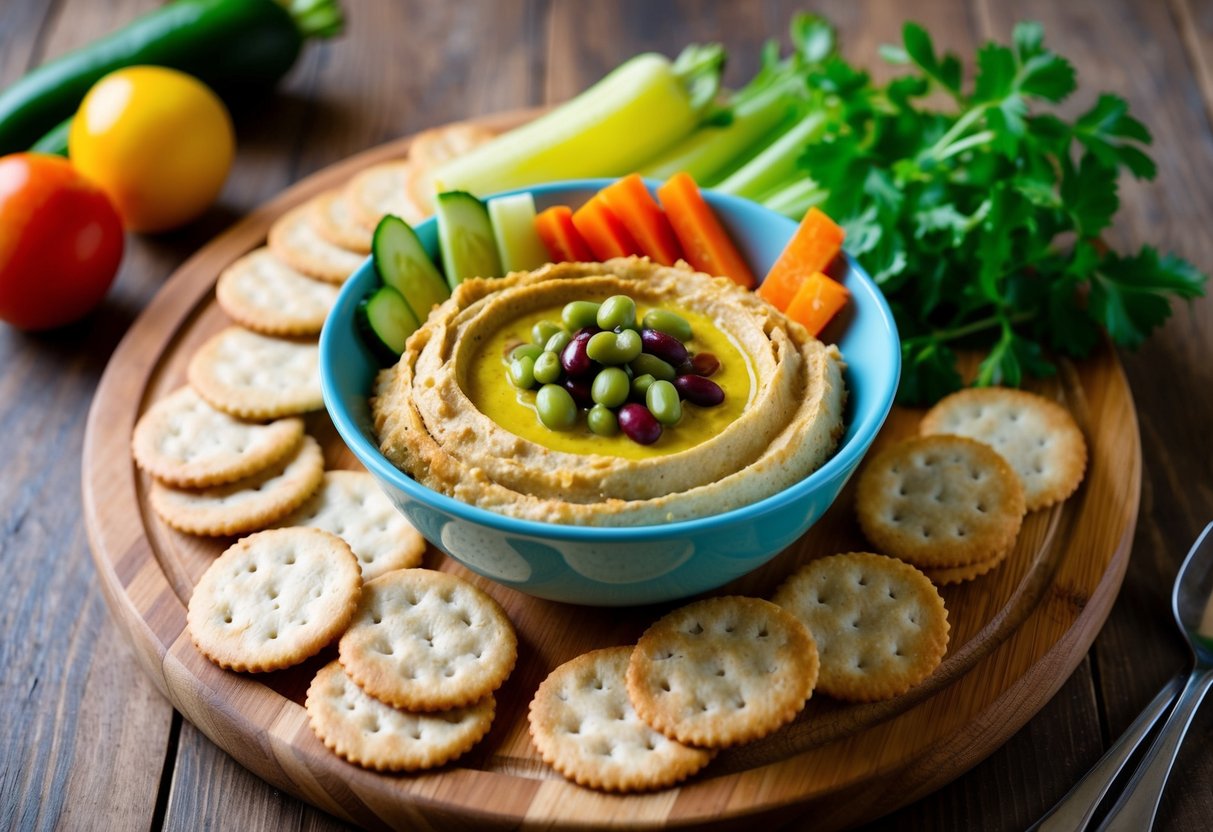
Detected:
left=188, top=326, right=322, bottom=420
left=268, top=202, right=366, bottom=284
left=215, top=247, right=339, bottom=336
left=773, top=553, right=950, bottom=702
left=626, top=596, right=818, bottom=749
left=529, top=647, right=714, bottom=792
left=307, top=661, right=495, bottom=772
left=280, top=470, right=426, bottom=581
left=150, top=435, right=325, bottom=536
left=921, top=547, right=1008, bottom=585
left=187, top=528, right=361, bottom=672
left=308, top=190, right=372, bottom=254
left=132, top=386, right=304, bottom=488
left=409, top=123, right=495, bottom=170
left=919, top=387, right=1088, bottom=511
left=855, top=435, right=1026, bottom=569
left=338, top=569, right=517, bottom=711
left=344, top=161, right=428, bottom=231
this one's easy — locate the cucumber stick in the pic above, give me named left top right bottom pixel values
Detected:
left=431, top=54, right=704, bottom=196
left=372, top=215, right=449, bottom=322
left=488, top=193, right=549, bottom=273
left=435, top=191, right=502, bottom=287
left=357, top=285, right=419, bottom=362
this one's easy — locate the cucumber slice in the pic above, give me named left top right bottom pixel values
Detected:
left=435, top=190, right=502, bottom=288
left=356, top=285, right=420, bottom=363
left=372, top=214, right=449, bottom=323
left=488, top=192, right=550, bottom=273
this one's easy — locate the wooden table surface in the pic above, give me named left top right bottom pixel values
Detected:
left=2, top=0, right=1212, bottom=829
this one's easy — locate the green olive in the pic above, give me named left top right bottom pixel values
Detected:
left=631, top=373, right=656, bottom=397
left=510, top=343, right=544, bottom=363
left=645, top=379, right=682, bottom=426
left=596, top=294, right=637, bottom=331
left=642, top=309, right=693, bottom=342
left=536, top=384, right=577, bottom=430
left=533, top=350, right=562, bottom=384
left=591, top=367, right=630, bottom=408
left=587, top=404, right=619, bottom=436
left=562, top=300, right=601, bottom=331
left=509, top=355, right=536, bottom=389
left=587, top=329, right=643, bottom=365
left=532, top=320, right=564, bottom=345
left=630, top=352, right=676, bottom=381
left=545, top=330, right=572, bottom=354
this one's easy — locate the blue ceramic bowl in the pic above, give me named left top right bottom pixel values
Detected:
left=321, top=179, right=899, bottom=606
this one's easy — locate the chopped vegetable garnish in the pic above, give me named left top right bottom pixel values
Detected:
left=535, top=206, right=595, bottom=263
left=784, top=271, right=849, bottom=337
left=571, top=195, right=642, bottom=261
left=656, top=173, right=755, bottom=289
left=599, top=175, right=684, bottom=266
left=757, top=207, right=844, bottom=310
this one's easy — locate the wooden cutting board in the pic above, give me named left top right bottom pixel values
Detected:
left=81, top=111, right=1140, bottom=831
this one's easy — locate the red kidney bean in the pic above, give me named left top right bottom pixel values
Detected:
left=640, top=328, right=688, bottom=366
left=618, top=403, right=663, bottom=445
left=674, top=374, right=725, bottom=407
left=688, top=351, right=720, bottom=377
left=561, top=330, right=595, bottom=377
left=562, top=376, right=594, bottom=408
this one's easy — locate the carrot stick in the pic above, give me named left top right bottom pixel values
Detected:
left=655, top=172, right=755, bottom=288
left=535, top=205, right=595, bottom=262
left=598, top=174, right=684, bottom=266
left=757, top=206, right=845, bottom=310
left=571, top=195, right=642, bottom=261
left=785, top=270, right=849, bottom=337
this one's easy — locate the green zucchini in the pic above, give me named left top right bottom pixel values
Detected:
left=356, top=285, right=419, bottom=363
left=435, top=191, right=502, bottom=288
left=372, top=215, right=449, bottom=324
left=0, top=0, right=344, bottom=155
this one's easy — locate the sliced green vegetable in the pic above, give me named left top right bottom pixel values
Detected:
left=372, top=214, right=449, bottom=323
left=435, top=191, right=502, bottom=287
left=29, top=116, right=71, bottom=156
left=356, top=285, right=420, bottom=363
left=0, top=0, right=343, bottom=154
left=714, top=110, right=827, bottom=200
left=487, top=193, right=549, bottom=273
left=431, top=47, right=724, bottom=196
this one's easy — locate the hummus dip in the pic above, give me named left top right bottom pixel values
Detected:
left=372, top=258, right=846, bottom=526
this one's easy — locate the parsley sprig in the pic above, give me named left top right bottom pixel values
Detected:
left=792, top=20, right=1206, bottom=404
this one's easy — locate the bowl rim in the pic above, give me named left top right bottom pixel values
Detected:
left=321, top=178, right=901, bottom=541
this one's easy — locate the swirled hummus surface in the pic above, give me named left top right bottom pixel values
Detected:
left=372, top=258, right=846, bottom=526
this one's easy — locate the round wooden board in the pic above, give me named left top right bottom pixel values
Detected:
left=82, top=111, right=1140, bottom=831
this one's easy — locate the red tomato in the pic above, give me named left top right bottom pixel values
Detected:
left=0, top=153, right=124, bottom=330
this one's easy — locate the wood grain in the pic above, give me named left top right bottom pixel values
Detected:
left=3, top=0, right=1213, bottom=830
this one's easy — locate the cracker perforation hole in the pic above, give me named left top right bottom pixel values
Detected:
left=687, top=622, right=704, bottom=635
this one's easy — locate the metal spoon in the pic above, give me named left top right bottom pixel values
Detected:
left=1029, top=521, right=1213, bottom=832
left=1096, top=521, right=1213, bottom=830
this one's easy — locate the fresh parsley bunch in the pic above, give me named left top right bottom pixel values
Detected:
left=799, top=21, right=1206, bottom=404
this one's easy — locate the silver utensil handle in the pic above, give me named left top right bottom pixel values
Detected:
left=1097, top=667, right=1213, bottom=831
left=1028, top=675, right=1183, bottom=832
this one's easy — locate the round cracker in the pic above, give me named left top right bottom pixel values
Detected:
left=187, top=528, right=361, bottom=672
left=919, top=387, right=1088, bottom=511
left=268, top=202, right=366, bottom=284
left=338, top=569, right=517, bottom=711
left=307, top=661, right=495, bottom=772
left=280, top=470, right=426, bottom=581
left=308, top=190, right=373, bottom=254
left=188, top=326, right=322, bottom=420
left=855, top=435, right=1026, bottom=569
left=626, top=596, right=818, bottom=749
left=773, top=553, right=950, bottom=701
left=921, top=547, right=1008, bottom=585
left=132, top=386, right=304, bottom=488
left=215, top=247, right=339, bottom=336
left=529, top=647, right=713, bottom=792
left=344, top=161, right=428, bottom=231
left=408, top=123, right=495, bottom=170
left=150, top=435, right=325, bottom=536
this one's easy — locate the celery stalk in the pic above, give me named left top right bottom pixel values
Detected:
left=432, top=49, right=723, bottom=197
left=762, top=176, right=827, bottom=219
left=714, top=111, right=827, bottom=200
left=639, top=86, right=797, bottom=184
